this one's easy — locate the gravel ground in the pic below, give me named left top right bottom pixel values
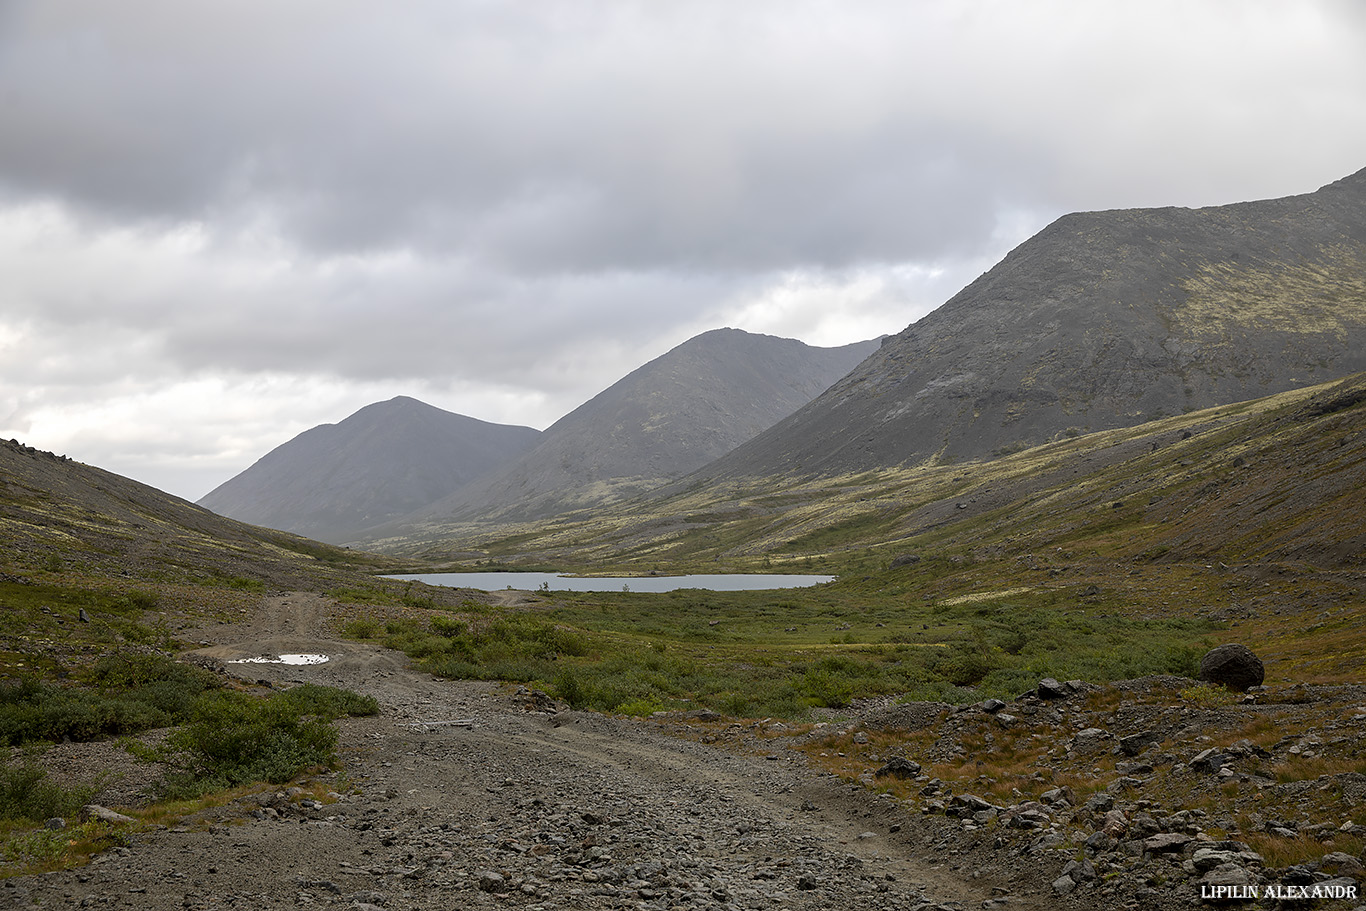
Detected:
left=1, top=593, right=1035, bottom=911
left=12, top=592, right=1354, bottom=911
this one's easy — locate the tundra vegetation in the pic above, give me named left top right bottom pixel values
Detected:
left=1, top=371, right=1364, bottom=879
left=355, top=586, right=1213, bottom=719
left=0, top=568, right=378, bottom=873
left=361, top=374, right=1366, bottom=716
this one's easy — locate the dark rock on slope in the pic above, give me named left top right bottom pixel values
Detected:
left=397, top=328, right=877, bottom=526
left=695, top=167, right=1366, bottom=481
left=198, top=397, right=541, bottom=543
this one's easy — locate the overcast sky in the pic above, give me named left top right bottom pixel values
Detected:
left=2, top=1, right=1364, bottom=501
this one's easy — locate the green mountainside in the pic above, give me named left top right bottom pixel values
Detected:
left=393, top=370, right=1366, bottom=683
left=691, top=167, right=1366, bottom=483
left=1, top=437, right=398, bottom=595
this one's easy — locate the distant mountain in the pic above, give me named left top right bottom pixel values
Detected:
left=390, top=328, right=878, bottom=527
left=198, top=397, right=542, bottom=543
left=692, top=166, right=1366, bottom=482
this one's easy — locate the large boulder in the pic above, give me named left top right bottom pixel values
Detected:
left=1036, top=677, right=1071, bottom=699
left=1199, top=644, right=1265, bottom=692
left=874, top=757, right=922, bottom=780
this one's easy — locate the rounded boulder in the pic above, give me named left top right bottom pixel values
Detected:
left=1198, top=644, right=1265, bottom=692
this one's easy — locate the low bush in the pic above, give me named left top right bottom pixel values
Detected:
left=158, top=692, right=336, bottom=797
left=274, top=683, right=379, bottom=720
left=341, top=617, right=382, bottom=639
left=0, top=679, right=165, bottom=745
left=156, top=684, right=377, bottom=798
left=0, top=752, right=96, bottom=821
left=85, top=653, right=220, bottom=719
left=360, top=583, right=1217, bottom=721
left=0, top=655, right=223, bottom=746
left=368, top=614, right=588, bottom=672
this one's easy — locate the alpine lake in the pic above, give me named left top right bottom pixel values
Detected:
left=382, top=571, right=835, bottom=593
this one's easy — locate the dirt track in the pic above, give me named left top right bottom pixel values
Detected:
left=2, top=592, right=1045, bottom=911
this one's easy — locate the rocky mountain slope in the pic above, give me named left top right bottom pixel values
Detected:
left=198, top=397, right=542, bottom=543
left=691, top=166, right=1366, bottom=483
left=381, top=328, right=877, bottom=529
left=0, top=437, right=398, bottom=591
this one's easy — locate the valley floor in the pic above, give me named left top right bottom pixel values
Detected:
left=5, top=592, right=1362, bottom=911
left=1, top=593, right=1025, bottom=911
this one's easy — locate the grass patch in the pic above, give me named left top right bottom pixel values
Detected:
left=0, top=818, right=132, bottom=875
left=0, top=752, right=117, bottom=877
left=331, top=584, right=401, bottom=606
left=1180, top=683, right=1240, bottom=709
left=342, top=617, right=383, bottom=639
left=1243, top=832, right=1365, bottom=870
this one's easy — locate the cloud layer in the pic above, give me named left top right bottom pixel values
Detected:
left=3, top=1, right=1364, bottom=498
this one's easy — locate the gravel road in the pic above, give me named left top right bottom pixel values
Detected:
left=2, top=592, right=1047, bottom=911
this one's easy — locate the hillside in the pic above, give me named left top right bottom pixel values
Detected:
left=379, top=328, right=877, bottom=530
left=691, top=166, right=1366, bottom=482
left=412, top=370, right=1366, bottom=680
left=0, top=437, right=400, bottom=593
left=198, top=396, right=542, bottom=544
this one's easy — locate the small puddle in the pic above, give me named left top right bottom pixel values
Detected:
left=228, top=653, right=330, bottom=666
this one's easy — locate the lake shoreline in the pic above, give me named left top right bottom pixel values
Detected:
left=384, top=571, right=836, bottom=593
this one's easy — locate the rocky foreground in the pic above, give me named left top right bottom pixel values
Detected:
left=4, top=593, right=1365, bottom=911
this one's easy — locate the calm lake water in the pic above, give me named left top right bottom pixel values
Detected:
left=385, top=572, right=835, bottom=593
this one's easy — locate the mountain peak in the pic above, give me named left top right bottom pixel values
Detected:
left=693, top=167, right=1366, bottom=482
left=198, top=401, right=541, bottom=543
left=390, top=329, right=879, bottom=527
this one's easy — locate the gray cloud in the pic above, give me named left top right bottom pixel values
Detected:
left=0, top=2, right=1077, bottom=268
left=1, top=0, right=1364, bottom=498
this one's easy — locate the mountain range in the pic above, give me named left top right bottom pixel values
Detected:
left=394, top=328, right=878, bottom=529
left=692, top=166, right=1366, bottom=483
left=201, top=329, right=876, bottom=542
left=198, top=166, right=1366, bottom=545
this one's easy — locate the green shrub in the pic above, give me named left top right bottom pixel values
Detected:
left=614, top=696, right=664, bottom=717
left=429, top=615, right=467, bottom=637
left=0, top=752, right=97, bottom=821
left=114, top=590, right=160, bottom=612
left=85, top=654, right=219, bottom=719
left=159, top=691, right=338, bottom=797
left=153, top=684, right=375, bottom=798
left=423, top=657, right=483, bottom=680
left=552, top=669, right=588, bottom=709
left=479, top=617, right=589, bottom=659
left=1180, top=684, right=1239, bottom=708
left=0, top=655, right=229, bottom=746
left=798, top=666, right=854, bottom=708
left=342, top=617, right=382, bottom=639
left=0, top=679, right=166, bottom=745
left=274, top=684, right=379, bottom=720
left=401, top=588, right=436, bottom=610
